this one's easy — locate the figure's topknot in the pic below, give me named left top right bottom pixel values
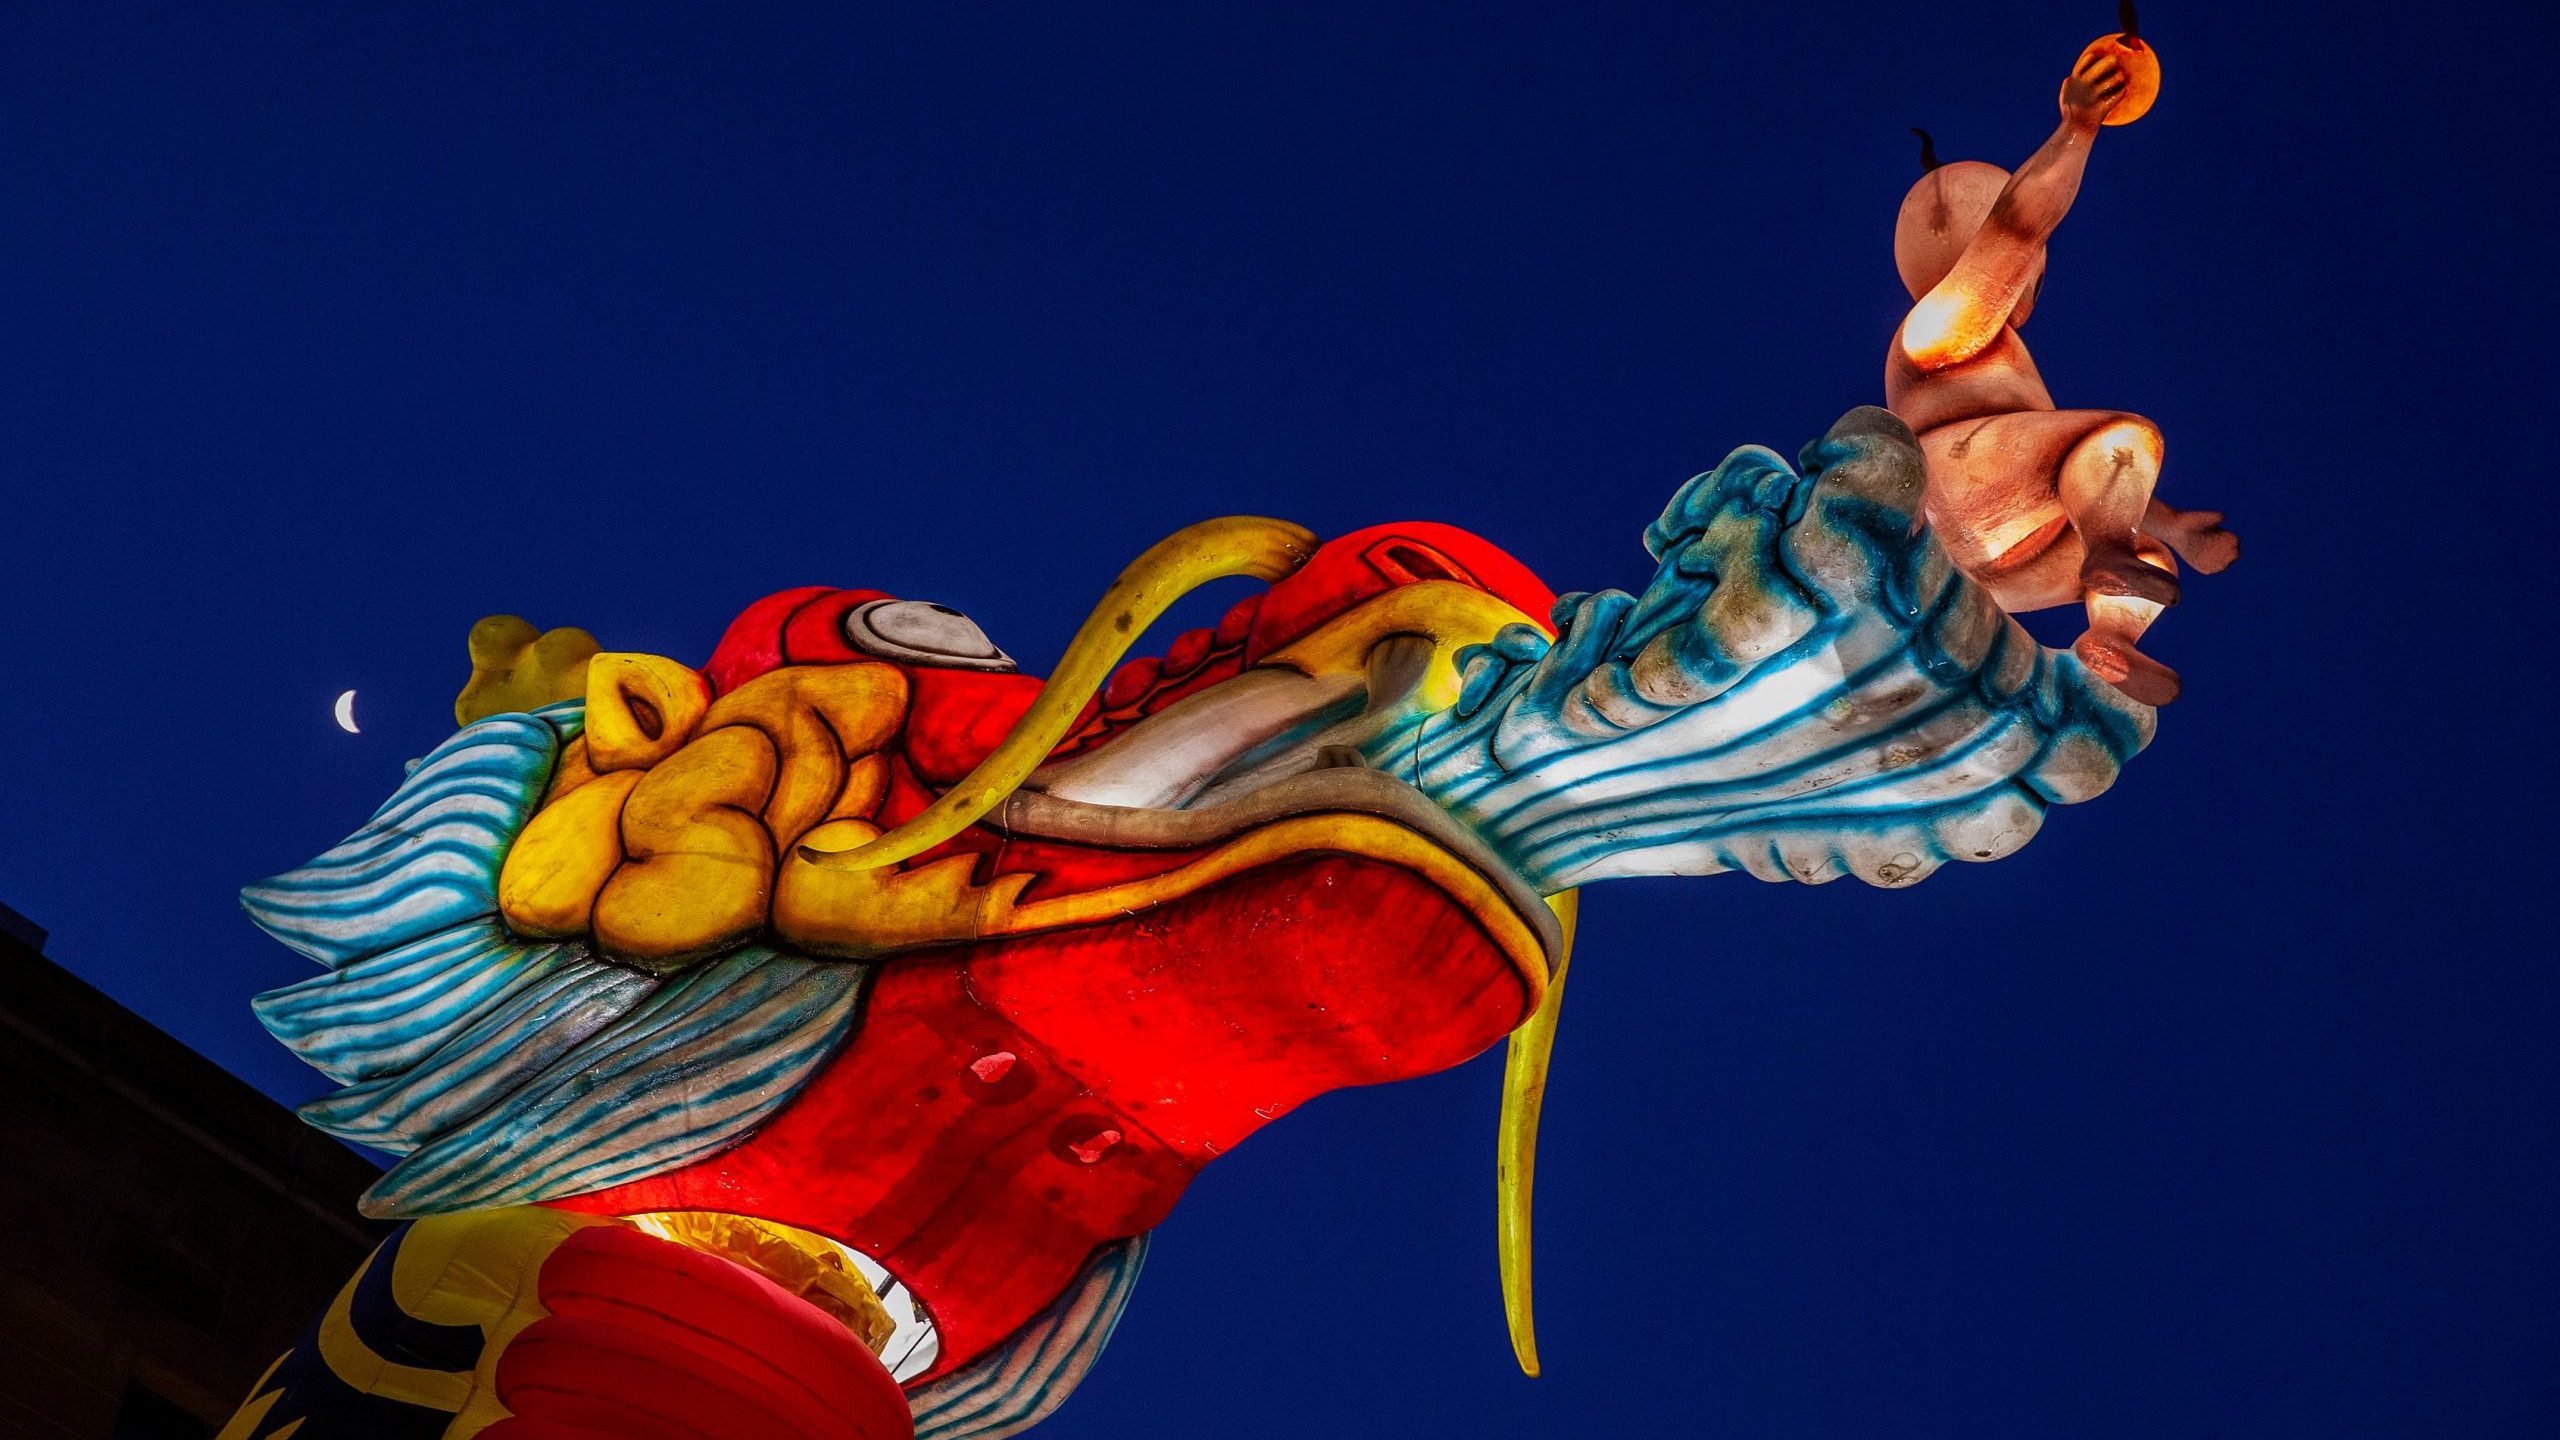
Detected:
left=1893, top=159, right=2010, bottom=298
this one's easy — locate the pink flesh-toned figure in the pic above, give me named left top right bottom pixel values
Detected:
left=1886, top=40, right=2237, bottom=706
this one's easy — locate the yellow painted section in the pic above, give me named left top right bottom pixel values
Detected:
left=308, top=1258, right=476, bottom=1415
left=583, top=652, right=712, bottom=773
left=394, top=1208, right=615, bottom=1439
left=597, top=725, right=781, bottom=968
left=212, top=1361, right=287, bottom=1440
left=776, top=820, right=1037, bottom=958
left=700, top=662, right=908, bottom=843
left=1497, top=890, right=1578, bottom=1377
left=499, top=659, right=915, bottom=965
left=216, top=1208, right=697, bottom=1439
left=498, top=769, right=641, bottom=938
left=1261, top=579, right=1540, bottom=706
left=541, top=735, right=600, bottom=804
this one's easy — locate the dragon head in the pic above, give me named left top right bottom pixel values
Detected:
left=244, top=408, right=2149, bottom=1412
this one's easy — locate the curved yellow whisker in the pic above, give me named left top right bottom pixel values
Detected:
left=1499, top=889, right=1578, bottom=1378
left=797, top=515, right=1318, bottom=873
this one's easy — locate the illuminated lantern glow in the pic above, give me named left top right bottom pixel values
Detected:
left=221, top=20, right=2236, bottom=1438
left=2071, top=32, right=2161, bottom=126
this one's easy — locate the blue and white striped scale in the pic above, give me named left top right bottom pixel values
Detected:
left=243, top=710, right=568, bottom=970
left=1358, top=407, right=2154, bottom=894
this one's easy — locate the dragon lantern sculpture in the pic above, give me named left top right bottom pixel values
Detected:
left=217, top=19, right=2228, bottom=1440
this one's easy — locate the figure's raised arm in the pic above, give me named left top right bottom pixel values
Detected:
left=1897, top=47, right=2135, bottom=370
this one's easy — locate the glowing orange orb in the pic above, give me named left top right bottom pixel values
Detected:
left=2066, top=33, right=2162, bottom=127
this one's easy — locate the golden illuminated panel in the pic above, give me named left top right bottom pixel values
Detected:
left=777, top=807, right=1553, bottom=986
left=498, top=769, right=641, bottom=937
left=622, top=1212, right=901, bottom=1353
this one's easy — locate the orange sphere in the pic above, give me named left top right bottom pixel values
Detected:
left=2066, top=33, right=2162, bottom=126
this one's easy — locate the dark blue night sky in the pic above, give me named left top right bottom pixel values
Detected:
left=4, top=2, right=2552, bottom=1435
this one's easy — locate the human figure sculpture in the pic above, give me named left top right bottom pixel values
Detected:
left=1887, top=25, right=2237, bottom=704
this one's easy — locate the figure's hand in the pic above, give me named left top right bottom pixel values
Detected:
left=1367, top=408, right=2156, bottom=893
left=2061, top=45, right=2134, bottom=127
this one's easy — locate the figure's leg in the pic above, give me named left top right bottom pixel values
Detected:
left=1917, top=416, right=2078, bottom=591
left=2057, top=416, right=2180, bottom=606
left=1917, top=410, right=2187, bottom=704
left=2074, top=535, right=2181, bottom=705
left=2141, top=498, right=2241, bottom=574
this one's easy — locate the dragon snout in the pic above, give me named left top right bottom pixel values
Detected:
left=498, top=655, right=909, bottom=969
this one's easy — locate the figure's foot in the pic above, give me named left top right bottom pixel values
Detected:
left=2081, top=545, right=2182, bottom=606
left=2151, top=508, right=2240, bottom=574
left=2075, top=630, right=2182, bottom=706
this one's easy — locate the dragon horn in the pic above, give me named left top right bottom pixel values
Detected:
left=798, top=514, right=1317, bottom=873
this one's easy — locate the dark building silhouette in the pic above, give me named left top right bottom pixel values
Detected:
left=0, top=900, right=383, bottom=1439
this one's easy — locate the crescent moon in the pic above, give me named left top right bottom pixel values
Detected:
left=333, top=689, right=361, bottom=735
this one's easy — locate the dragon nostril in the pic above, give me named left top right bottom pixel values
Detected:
left=623, top=689, right=665, bottom=741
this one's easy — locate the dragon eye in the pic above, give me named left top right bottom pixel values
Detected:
left=842, top=599, right=1016, bottom=672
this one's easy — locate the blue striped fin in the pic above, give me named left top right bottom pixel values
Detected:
left=360, top=946, right=871, bottom=1217
left=909, top=1235, right=1150, bottom=1440
left=253, top=921, right=600, bottom=1085
left=292, top=942, right=654, bottom=1149
left=241, top=710, right=574, bottom=968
